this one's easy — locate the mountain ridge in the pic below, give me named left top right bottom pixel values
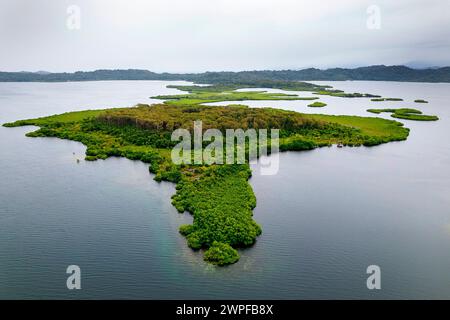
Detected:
left=0, top=65, right=449, bottom=83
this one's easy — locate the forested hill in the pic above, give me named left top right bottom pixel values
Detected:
left=1, top=65, right=449, bottom=83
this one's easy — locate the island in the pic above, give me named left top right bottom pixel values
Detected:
left=367, top=108, right=439, bottom=121
left=308, top=102, right=327, bottom=108
left=3, top=81, right=413, bottom=266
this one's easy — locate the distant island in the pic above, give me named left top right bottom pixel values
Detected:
left=1, top=65, right=450, bottom=83
left=3, top=80, right=415, bottom=266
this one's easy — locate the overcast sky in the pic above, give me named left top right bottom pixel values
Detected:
left=0, top=0, right=449, bottom=72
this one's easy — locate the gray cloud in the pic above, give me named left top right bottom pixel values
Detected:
left=0, top=0, right=449, bottom=72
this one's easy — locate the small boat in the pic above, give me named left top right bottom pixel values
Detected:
left=337, top=143, right=343, bottom=148
left=76, top=159, right=80, bottom=163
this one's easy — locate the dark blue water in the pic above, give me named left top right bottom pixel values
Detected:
left=0, top=81, right=449, bottom=299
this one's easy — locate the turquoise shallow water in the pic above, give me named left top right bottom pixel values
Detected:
left=0, top=80, right=449, bottom=299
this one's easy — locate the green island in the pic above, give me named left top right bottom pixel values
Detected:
left=414, top=99, right=428, bottom=103
left=4, top=81, right=413, bottom=266
left=366, top=108, right=439, bottom=121
left=308, top=101, right=327, bottom=108
left=152, top=83, right=321, bottom=107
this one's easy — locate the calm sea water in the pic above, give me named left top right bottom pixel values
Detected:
left=0, top=80, right=449, bottom=299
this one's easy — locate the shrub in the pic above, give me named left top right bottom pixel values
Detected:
left=179, top=224, right=194, bottom=236
left=187, top=233, right=203, bottom=250
left=366, top=108, right=438, bottom=121
left=4, top=91, right=415, bottom=266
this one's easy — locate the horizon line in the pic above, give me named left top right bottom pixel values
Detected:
left=1, top=64, right=449, bottom=74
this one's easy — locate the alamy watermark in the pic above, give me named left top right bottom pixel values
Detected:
left=66, top=5, right=81, bottom=30
left=366, top=5, right=381, bottom=30
left=171, top=121, right=280, bottom=175
left=366, top=265, right=381, bottom=290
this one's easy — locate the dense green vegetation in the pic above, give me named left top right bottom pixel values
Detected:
left=97, top=104, right=409, bottom=147
left=370, top=98, right=403, bottom=102
left=152, top=84, right=322, bottom=107
left=173, top=164, right=260, bottom=251
left=414, top=99, right=428, bottom=103
left=308, top=101, right=327, bottom=108
left=367, top=108, right=439, bottom=121
left=155, top=90, right=318, bottom=106
left=4, top=99, right=411, bottom=265
left=203, top=241, right=240, bottom=265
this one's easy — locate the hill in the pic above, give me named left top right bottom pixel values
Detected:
left=1, top=65, right=449, bottom=83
